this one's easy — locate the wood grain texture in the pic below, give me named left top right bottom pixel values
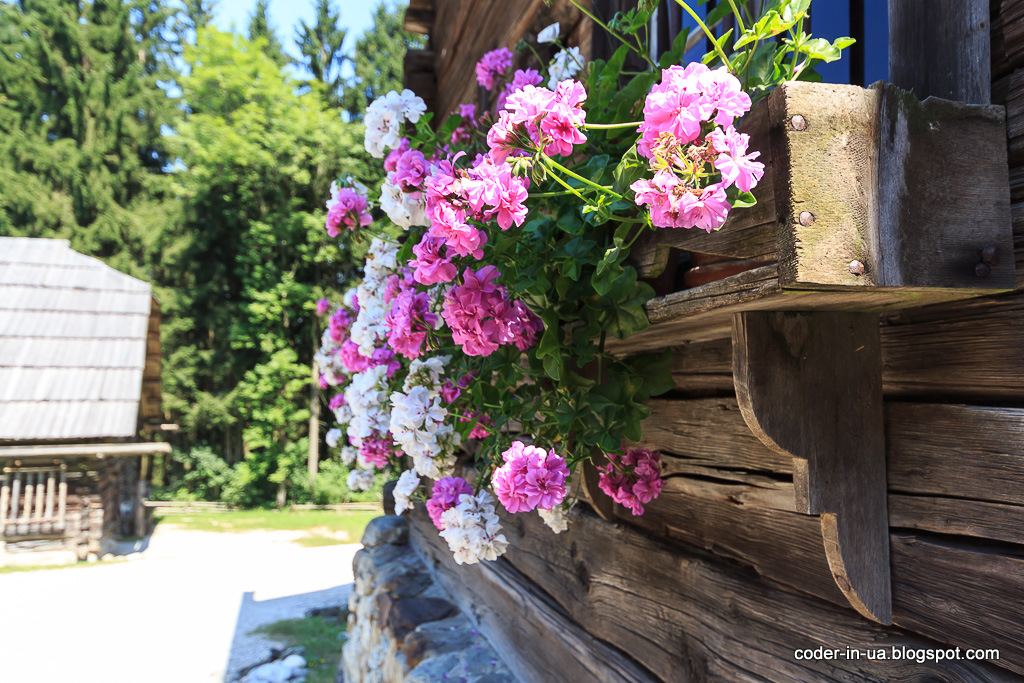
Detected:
left=732, top=311, right=890, bottom=623
left=892, top=533, right=1024, bottom=676
left=411, top=506, right=1017, bottom=682
left=889, top=0, right=992, bottom=104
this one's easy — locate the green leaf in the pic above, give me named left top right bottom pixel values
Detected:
left=612, top=145, right=644, bottom=195
left=542, top=354, right=563, bottom=381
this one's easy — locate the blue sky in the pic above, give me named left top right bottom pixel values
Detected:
left=212, top=0, right=384, bottom=60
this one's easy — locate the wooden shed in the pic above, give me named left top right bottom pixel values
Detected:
left=0, top=237, right=170, bottom=564
left=395, top=1, right=1024, bottom=680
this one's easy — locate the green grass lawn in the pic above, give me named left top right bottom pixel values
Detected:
left=155, top=509, right=380, bottom=545
left=254, top=614, right=348, bottom=683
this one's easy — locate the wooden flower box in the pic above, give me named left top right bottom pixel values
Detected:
left=622, top=80, right=1015, bottom=351
left=604, top=81, right=1016, bottom=626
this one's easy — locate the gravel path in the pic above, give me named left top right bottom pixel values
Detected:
left=0, top=525, right=360, bottom=682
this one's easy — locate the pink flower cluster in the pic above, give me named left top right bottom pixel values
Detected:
left=488, top=80, right=587, bottom=162
left=496, top=68, right=543, bottom=111
left=441, top=266, right=542, bottom=357
left=328, top=394, right=346, bottom=412
left=325, top=186, right=372, bottom=236
left=411, top=232, right=457, bottom=285
left=385, top=284, right=438, bottom=359
left=424, top=155, right=530, bottom=260
left=475, top=47, right=513, bottom=89
left=492, top=441, right=569, bottom=513
left=450, top=103, right=480, bottom=146
left=316, top=298, right=330, bottom=316
left=596, top=448, right=663, bottom=516
left=328, top=306, right=354, bottom=342
left=631, top=63, right=763, bottom=232
left=385, top=139, right=430, bottom=194
left=359, top=433, right=394, bottom=469
left=426, top=476, right=474, bottom=529
left=340, top=340, right=400, bottom=376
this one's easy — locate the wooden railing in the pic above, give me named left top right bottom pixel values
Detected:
left=0, top=466, right=67, bottom=538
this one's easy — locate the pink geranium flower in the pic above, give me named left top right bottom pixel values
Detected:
left=710, top=127, right=764, bottom=193
left=475, top=47, right=513, bottom=89
left=493, top=441, right=569, bottom=513
left=426, top=477, right=474, bottom=529
left=325, top=187, right=372, bottom=236
left=411, top=232, right=458, bottom=285
left=597, top=448, right=663, bottom=516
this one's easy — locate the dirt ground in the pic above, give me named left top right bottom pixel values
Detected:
left=0, top=524, right=360, bottom=682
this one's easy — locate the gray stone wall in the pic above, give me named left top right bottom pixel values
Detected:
left=342, top=515, right=515, bottom=683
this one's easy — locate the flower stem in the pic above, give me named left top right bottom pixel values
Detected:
left=544, top=155, right=623, bottom=200
left=566, top=0, right=658, bottom=70
left=584, top=121, right=643, bottom=130
left=726, top=0, right=746, bottom=35
left=673, top=0, right=733, bottom=71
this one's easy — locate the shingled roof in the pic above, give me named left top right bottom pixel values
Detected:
left=0, top=237, right=153, bottom=441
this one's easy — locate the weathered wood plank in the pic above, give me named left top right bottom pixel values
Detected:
left=631, top=398, right=792, bottom=473
left=889, top=0, right=992, bottom=104
left=409, top=507, right=656, bottom=683
left=880, top=293, right=1024, bottom=400
left=413, top=505, right=1017, bottom=682
left=889, top=495, right=1024, bottom=545
left=892, top=532, right=1024, bottom=676
left=886, top=403, right=1024, bottom=506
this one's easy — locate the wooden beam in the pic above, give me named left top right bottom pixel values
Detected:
left=732, top=310, right=891, bottom=624
left=0, top=442, right=172, bottom=459
left=889, top=0, right=992, bottom=104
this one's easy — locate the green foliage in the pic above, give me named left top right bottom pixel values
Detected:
left=0, top=0, right=179, bottom=278
left=255, top=615, right=348, bottom=683
left=248, top=0, right=288, bottom=66
left=341, top=1, right=426, bottom=118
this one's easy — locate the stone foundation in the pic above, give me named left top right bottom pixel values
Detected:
left=342, top=516, right=514, bottom=683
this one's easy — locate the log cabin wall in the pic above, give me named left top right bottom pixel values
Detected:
left=402, top=1, right=1024, bottom=680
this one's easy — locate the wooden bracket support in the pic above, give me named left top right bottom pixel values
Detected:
left=732, top=310, right=892, bottom=624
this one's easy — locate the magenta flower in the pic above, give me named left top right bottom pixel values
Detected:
left=318, top=374, right=330, bottom=390
left=679, top=183, right=730, bottom=232
left=384, top=138, right=411, bottom=173
left=359, top=433, right=393, bottom=469
left=411, top=232, right=458, bottom=285
left=394, top=148, right=430, bottom=192
left=316, top=298, right=330, bottom=316
left=492, top=81, right=588, bottom=161
left=426, top=477, right=474, bottom=529
left=386, top=287, right=438, bottom=359
left=493, top=441, right=568, bottom=514
left=325, top=187, right=372, bottom=236
left=597, top=448, right=663, bottom=516
left=328, top=394, right=346, bottom=412
left=475, top=47, right=513, bottom=89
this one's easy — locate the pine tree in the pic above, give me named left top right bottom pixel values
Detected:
left=183, top=0, right=216, bottom=31
left=248, top=0, right=287, bottom=66
left=294, top=0, right=348, bottom=106
left=0, top=0, right=179, bottom=278
left=342, top=0, right=425, bottom=119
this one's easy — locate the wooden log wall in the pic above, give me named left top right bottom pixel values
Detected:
left=400, top=0, right=1024, bottom=680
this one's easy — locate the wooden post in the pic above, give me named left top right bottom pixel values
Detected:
left=58, top=467, right=67, bottom=528
left=0, top=475, right=8, bottom=549
left=135, top=456, right=149, bottom=538
left=22, top=472, right=33, bottom=520
left=732, top=310, right=891, bottom=624
left=44, top=470, right=55, bottom=520
left=889, top=0, right=991, bottom=105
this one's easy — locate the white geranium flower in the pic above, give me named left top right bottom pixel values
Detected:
left=325, top=428, right=342, bottom=448
left=340, top=446, right=359, bottom=465
left=439, top=491, right=508, bottom=565
left=394, top=470, right=421, bottom=515
left=547, top=47, right=585, bottom=88
left=539, top=505, right=569, bottom=534
left=346, top=468, right=375, bottom=492
left=537, top=22, right=560, bottom=44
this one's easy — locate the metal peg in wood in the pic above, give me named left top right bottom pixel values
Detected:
left=849, top=260, right=865, bottom=276
left=980, top=245, right=1000, bottom=266
left=799, top=211, right=815, bottom=226
left=791, top=114, right=807, bottom=130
